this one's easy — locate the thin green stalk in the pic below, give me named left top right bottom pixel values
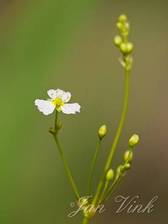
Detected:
left=51, top=111, right=80, bottom=199
left=53, top=135, right=80, bottom=199
left=103, top=175, right=123, bottom=202
left=82, top=217, right=90, bottom=224
left=98, top=180, right=109, bottom=204
left=92, top=70, right=130, bottom=206
left=54, top=109, right=58, bottom=130
left=105, top=72, right=129, bottom=170
left=88, top=139, right=101, bottom=193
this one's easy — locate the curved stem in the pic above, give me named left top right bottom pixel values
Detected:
left=92, top=70, right=130, bottom=205
left=88, top=139, right=101, bottom=194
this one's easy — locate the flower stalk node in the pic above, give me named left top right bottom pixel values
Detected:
left=49, top=127, right=56, bottom=135
left=83, top=205, right=96, bottom=219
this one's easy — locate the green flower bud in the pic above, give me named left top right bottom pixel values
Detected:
left=114, top=35, right=122, bottom=47
left=124, top=150, right=133, bottom=162
left=126, top=42, right=134, bottom=53
left=106, top=169, right=114, bottom=181
left=123, top=163, right=131, bottom=170
left=124, top=22, right=130, bottom=30
left=120, top=42, right=134, bottom=54
left=125, top=55, right=133, bottom=71
left=129, top=134, right=140, bottom=147
left=118, top=14, right=128, bottom=23
left=98, top=125, right=107, bottom=140
left=116, top=165, right=124, bottom=175
left=120, top=43, right=127, bottom=53
left=116, top=22, right=123, bottom=30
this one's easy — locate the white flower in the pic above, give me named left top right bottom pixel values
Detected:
left=35, top=89, right=81, bottom=115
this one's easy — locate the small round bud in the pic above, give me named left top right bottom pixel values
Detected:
left=124, top=150, right=133, bottom=162
left=124, top=22, right=130, bottom=30
left=123, top=163, right=131, bottom=170
left=118, top=14, right=128, bottom=23
left=106, top=169, right=114, bottom=181
left=98, top=125, right=107, bottom=140
left=120, top=43, right=127, bottom=53
left=129, top=134, right=140, bottom=147
left=126, top=42, right=134, bottom=53
left=115, top=165, right=124, bottom=179
left=120, top=42, right=133, bottom=54
left=116, top=165, right=124, bottom=174
left=116, top=22, right=123, bottom=30
left=114, top=35, right=122, bottom=47
left=125, top=55, right=133, bottom=71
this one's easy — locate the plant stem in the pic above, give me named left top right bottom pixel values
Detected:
left=82, top=217, right=90, bottom=224
left=92, top=70, right=130, bottom=205
left=88, top=139, right=101, bottom=194
left=98, top=180, right=109, bottom=204
left=103, top=175, right=123, bottom=202
left=54, top=109, right=58, bottom=130
left=52, top=110, right=80, bottom=199
left=53, top=135, right=80, bottom=199
left=105, top=72, right=129, bottom=170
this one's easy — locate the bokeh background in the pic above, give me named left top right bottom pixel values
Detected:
left=0, top=0, right=168, bottom=223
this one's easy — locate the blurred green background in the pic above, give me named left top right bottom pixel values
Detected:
left=0, top=0, right=168, bottom=223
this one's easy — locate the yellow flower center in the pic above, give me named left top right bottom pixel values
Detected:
left=52, top=97, right=64, bottom=111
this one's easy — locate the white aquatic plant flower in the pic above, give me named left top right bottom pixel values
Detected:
left=35, top=89, right=81, bottom=115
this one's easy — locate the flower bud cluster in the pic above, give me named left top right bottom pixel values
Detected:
left=113, top=14, right=133, bottom=71
left=116, top=161, right=131, bottom=180
left=115, top=134, right=140, bottom=179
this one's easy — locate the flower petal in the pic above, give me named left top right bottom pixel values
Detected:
left=61, top=92, right=71, bottom=103
left=47, top=89, right=58, bottom=99
left=35, top=99, right=55, bottom=115
left=47, top=89, right=65, bottom=99
left=55, top=89, right=64, bottom=98
left=61, top=103, right=81, bottom=114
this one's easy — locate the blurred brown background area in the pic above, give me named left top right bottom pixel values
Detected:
left=0, top=0, right=168, bottom=224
